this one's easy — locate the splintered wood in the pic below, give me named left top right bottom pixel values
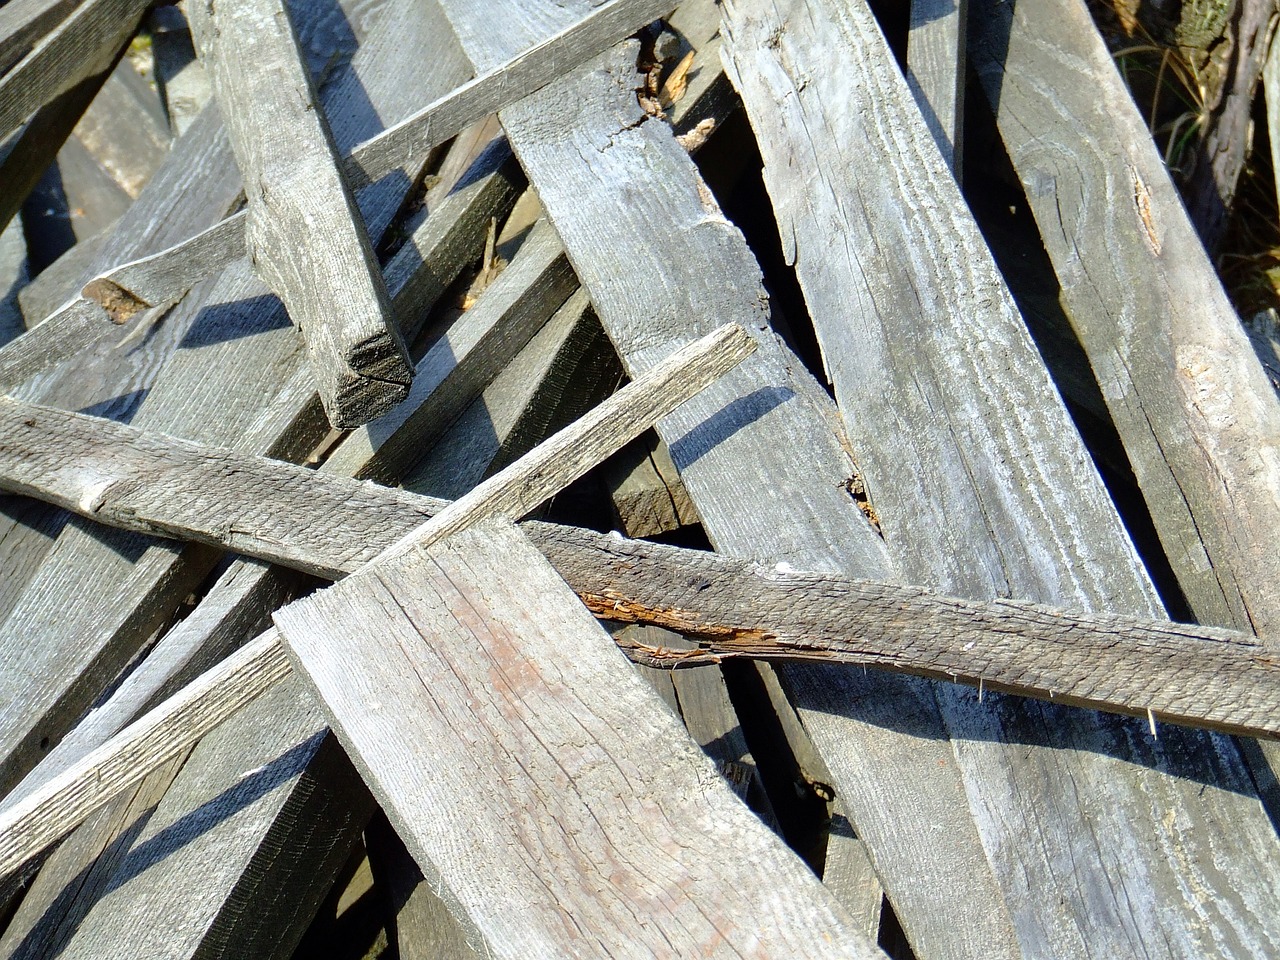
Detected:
left=2, top=0, right=1280, bottom=957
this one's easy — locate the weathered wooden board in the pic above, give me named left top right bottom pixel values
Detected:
left=274, top=519, right=883, bottom=960
left=401, top=288, right=617, bottom=499
left=603, top=431, right=698, bottom=538
left=81, top=0, right=667, bottom=318
left=189, top=0, right=413, bottom=428
left=1, top=396, right=1275, bottom=741
left=722, top=2, right=1280, bottom=956
left=0, top=221, right=27, bottom=347
left=0, top=0, right=149, bottom=143
left=0, top=0, right=79, bottom=73
left=149, top=5, right=210, bottom=136
left=970, top=0, right=1280, bottom=643
left=906, top=0, right=966, bottom=175
left=324, top=217, right=576, bottom=483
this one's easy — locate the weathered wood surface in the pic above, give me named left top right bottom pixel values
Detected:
left=149, top=5, right=211, bottom=136
left=46, top=680, right=370, bottom=960
left=0, top=0, right=149, bottom=143
left=324, top=218, right=576, bottom=483
left=0, top=320, right=753, bottom=876
left=402, top=288, right=616, bottom=499
left=3, top=395, right=1276, bottom=740
left=970, top=0, right=1280, bottom=643
left=0, top=221, right=26, bottom=347
left=0, top=0, right=79, bottom=73
left=604, top=431, right=698, bottom=537
left=189, top=0, right=413, bottom=428
left=906, top=0, right=966, bottom=174
left=723, top=2, right=1280, bottom=956
left=274, top=518, right=884, bottom=960
left=432, top=1, right=1017, bottom=951
left=82, top=0, right=666, bottom=318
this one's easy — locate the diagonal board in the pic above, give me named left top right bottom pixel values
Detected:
left=0, top=393, right=1274, bottom=741
left=189, top=0, right=414, bottom=427
left=274, top=518, right=882, bottom=960
left=432, top=0, right=1010, bottom=952
left=719, top=1, right=1280, bottom=957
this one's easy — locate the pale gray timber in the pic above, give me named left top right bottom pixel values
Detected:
left=971, top=0, right=1280, bottom=865
left=81, top=0, right=670, bottom=318
left=906, top=0, right=967, bottom=176
left=723, top=1, right=1280, bottom=956
left=0, top=320, right=754, bottom=880
left=188, top=0, right=414, bottom=428
left=324, top=218, right=576, bottom=483
left=0, top=0, right=412, bottom=799
left=0, top=0, right=79, bottom=74
left=274, top=519, right=885, bottom=960
left=969, top=0, right=1280, bottom=643
left=0, top=0, right=150, bottom=143
left=402, top=289, right=615, bottom=499
left=57, top=679, right=372, bottom=960
left=0, top=395, right=1276, bottom=741
left=16, top=231, right=105, bottom=326
left=433, top=0, right=1007, bottom=943
left=0, top=4, right=481, bottom=954
left=663, top=0, right=737, bottom=139
left=0, top=220, right=28, bottom=347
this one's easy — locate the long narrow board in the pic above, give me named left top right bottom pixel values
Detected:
left=969, top=0, right=1280, bottom=642
left=274, top=518, right=883, bottom=960
left=720, top=3, right=1280, bottom=956
left=188, top=0, right=413, bottom=427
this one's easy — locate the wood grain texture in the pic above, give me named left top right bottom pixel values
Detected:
left=0, top=0, right=149, bottom=142
left=906, top=0, right=967, bottom=175
left=51, top=679, right=372, bottom=960
left=324, top=217, right=576, bottom=483
left=0, top=0, right=79, bottom=73
left=431, top=1, right=1011, bottom=949
left=274, top=518, right=884, bottom=960
left=189, top=0, right=413, bottom=428
left=970, top=0, right=1280, bottom=642
left=81, top=0, right=658, bottom=332
left=723, top=2, right=1280, bottom=957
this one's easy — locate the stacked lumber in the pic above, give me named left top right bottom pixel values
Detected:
left=0, top=0, right=1278, bottom=956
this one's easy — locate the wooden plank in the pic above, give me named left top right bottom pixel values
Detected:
left=0, top=0, right=79, bottom=74
left=723, top=2, right=1280, bottom=956
left=0, top=220, right=27, bottom=347
left=273, top=519, right=883, bottom=960
left=189, top=0, right=413, bottom=428
left=906, top=0, right=967, bottom=176
left=80, top=0, right=668, bottom=319
left=51, top=680, right=371, bottom=960
left=969, top=0, right=1280, bottom=641
left=324, top=218, right=576, bottom=482
left=401, top=288, right=618, bottom=499
left=148, top=5, right=210, bottom=136
left=0, top=0, right=150, bottom=143
left=603, top=431, right=698, bottom=538
left=0, top=394, right=1275, bottom=741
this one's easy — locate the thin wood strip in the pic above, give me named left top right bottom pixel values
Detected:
left=0, top=393, right=1273, bottom=740
left=0, top=0, right=79, bottom=73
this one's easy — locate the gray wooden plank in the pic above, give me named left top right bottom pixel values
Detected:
left=0, top=0, right=79, bottom=74
left=0, top=220, right=28, bottom=347
left=906, top=0, right=967, bottom=176
left=603, top=431, right=698, bottom=538
left=274, top=518, right=884, bottom=960
left=0, top=0, right=149, bottom=143
left=723, top=2, right=1280, bottom=957
left=401, top=288, right=617, bottom=499
left=148, top=5, right=210, bottom=136
left=970, top=0, right=1280, bottom=642
left=189, top=0, right=413, bottom=429
left=80, top=0, right=666, bottom=320
left=324, top=217, right=576, bottom=482
left=0, top=395, right=1274, bottom=742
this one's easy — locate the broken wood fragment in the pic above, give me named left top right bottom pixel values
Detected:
left=189, top=0, right=412, bottom=428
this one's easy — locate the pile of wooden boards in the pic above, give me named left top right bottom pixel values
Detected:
left=1, top=0, right=1279, bottom=955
